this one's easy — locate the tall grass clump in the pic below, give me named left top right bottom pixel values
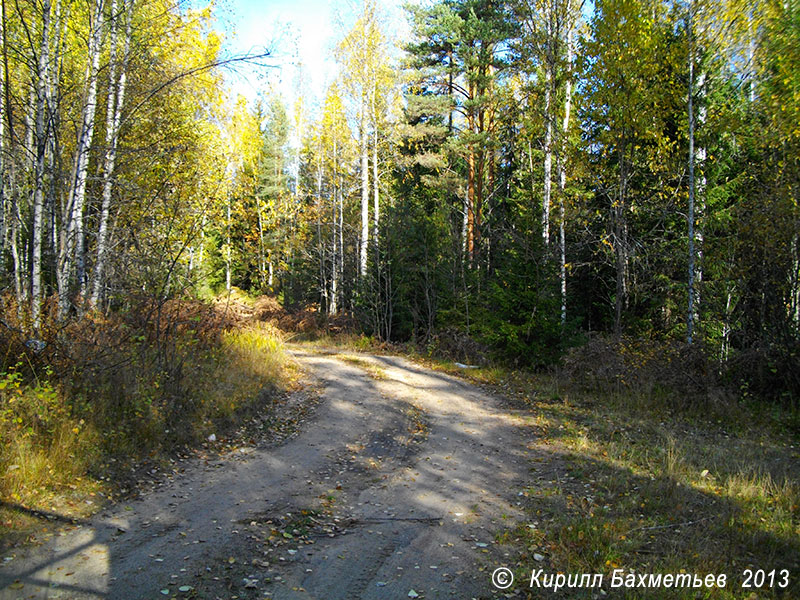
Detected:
left=0, top=367, right=100, bottom=512
left=194, top=322, right=289, bottom=430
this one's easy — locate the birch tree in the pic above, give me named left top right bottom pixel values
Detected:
left=320, top=85, right=350, bottom=314
left=582, top=0, right=672, bottom=335
left=90, top=0, right=133, bottom=307
left=337, top=0, right=390, bottom=278
left=59, top=0, right=105, bottom=318
left=30, top=0, right=52, bottom=330
left=557, top=21, right=575, bottom=326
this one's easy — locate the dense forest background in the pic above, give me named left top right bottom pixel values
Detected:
left=0, top=0, right=798, bottom=405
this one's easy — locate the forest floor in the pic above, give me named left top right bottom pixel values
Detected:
left=0, top=348, right=537, bottom=599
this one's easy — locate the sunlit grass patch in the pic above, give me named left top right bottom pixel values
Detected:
left=426, top=356, right=800, bottom=598
left=199, top=322, right=289, bottom=419
left=0, top=369, right=105, bottom=546
left=338, top=354, right=387, bottom=380
left=290, top=332, right=387, bottom=353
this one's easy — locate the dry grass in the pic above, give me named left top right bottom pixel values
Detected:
left=0, top=297, right=293, bottom=550
left=423, top=360, right=799, bottom=599
left=195, top=322, right=291, bottom=425
left=338, top=354, right=388, bottom=379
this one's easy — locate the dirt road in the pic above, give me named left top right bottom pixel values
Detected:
left=0, top=350, right=533, bottom=599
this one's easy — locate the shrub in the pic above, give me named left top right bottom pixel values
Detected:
left=0, top=294, right=288, bottom=524
left=562, top=335, right=720, bottom=405
left=725, top=340, right=800, bottom=406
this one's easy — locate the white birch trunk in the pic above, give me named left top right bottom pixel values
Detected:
left=294, top=105, right=302, bottom=195
left=372, top=91, right=379, bottom=252
left=91, top=0, right=132, bottom=307
left=24, top=84, right=36, bottom=168
left=47, top=0, right=66, bottom=276
left=695, top=70, right=706, bottom=325
left=257, top=202, right=265, bottom=286
left=60, top=0, right=104, bottom=318
left=30, top=0, right=52, bottom=330
left=462, top=194, right=468, bottom=256
left=338, top=173, right=344, bottom=307
left=748, top=10, right=756, bottom=103
left=1, top=6, right=22, bottom=307
left=198, top=214, right=205, bottom=270
left=225, top=198, right=231, bottom=292
left=0, top=4, right=6, bottom=265
left=686, top=0, right=697, bottom=344
left=791, top=233, right=799, bottom=331
left=720, top=285, right=733, bottom=364
left=541, top=15, right=553, bottom=248
left=557, top=25, right=574, bottom=328
left=359, top=100, right=369, bottom=278
left=330, top=138, right=338, bottom=315
left=316, top=153, right=326, bottom=307
left=10, top=198, right=22, bottom=306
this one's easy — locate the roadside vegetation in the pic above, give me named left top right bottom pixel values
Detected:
left=0, top=290, right=294, bottom=550
left=415, top=339, right=799, bottom=599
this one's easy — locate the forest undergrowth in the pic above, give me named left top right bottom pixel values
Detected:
left=0, top=290, right=297, bottom=551
left=427, top=347, right=799, bottom=598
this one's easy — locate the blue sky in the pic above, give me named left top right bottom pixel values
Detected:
left=214, top=0, right=411, bottom=111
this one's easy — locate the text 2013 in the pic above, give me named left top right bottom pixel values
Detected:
left=741, top=569, right=789, bottom=589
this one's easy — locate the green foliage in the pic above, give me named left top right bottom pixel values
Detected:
left=475, top=265, right=564, bottom=367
